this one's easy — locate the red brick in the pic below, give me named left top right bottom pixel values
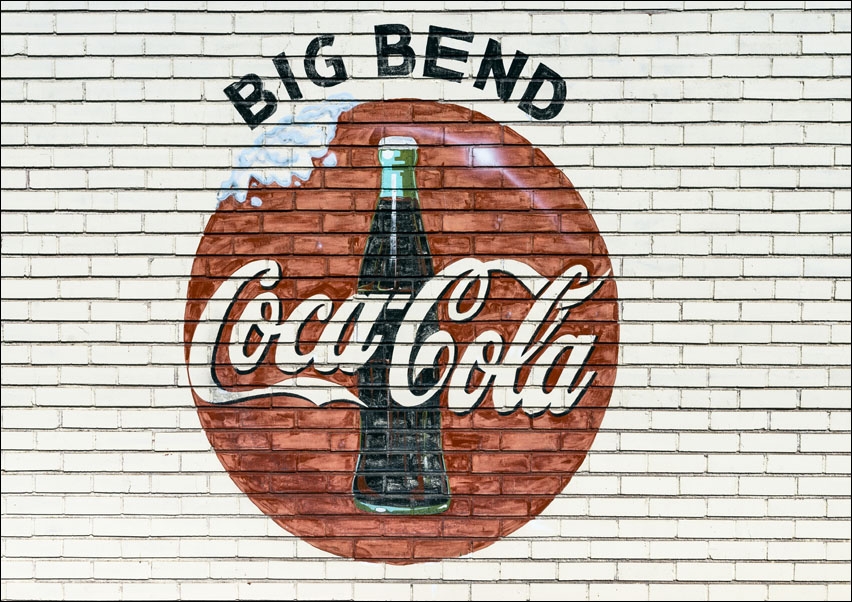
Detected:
left=328, top=432, right=359, bottom=451
left=327, top=256, right=362, bottom=276
left=528, top=146, right=547, bottom=166
left=472, top=145, right=534, bottom=167
left=197, top=408, right=240, bottom=429
left=442, top=518, right=502, bottom=537
left=416, top=168, right=443, bottom=189
left=207, top=430, right=271, bottom=450
left=471, top=453, right=530, bottom=473
left=447, top=123, right=503, bottom=144
left=297, top=451, right=356, bottom=472
left=295, top=495, right=353, bottom=515
left=295, top=190, right=353, bottom=210
left=446, top=475, right=501, bottom=495
left=296, top=408, right=358, bottom=429
left=210, top=450, right=239, bottom=472
left=381, top=518, right=444, bottom=537
left=502, top=167, right=565, bottom=188
left=422, top=190, right=474, bottom=211
left=238, top=452, right=296, bottom=472
left=354, top=192, right=378, bottom=212
left=413, top=538, right=471, bottom=559
left=292, top=277, right=354, bottom=300
left=271, top=430, right=330, bottom=450
left=231, top=234, right=292, bottom=255
left=326, top=473, right=352, bottom=493
left=500, top=431, right=561, bottom=451
left=261, top=213, right=320, bottom=233
left=208, top=213, right=261, bottom=234
left=530, top=453, right=586, bottom=473
left=293, top=234, right=351, bottom=255
left=471, top=411, right=532, bottom=430
left=503, top=126, right=530, bottom=146
left=260, top=188, right=296, bottom=209
left=534, top=189, right=587, bottom=211
left=440, top=213, right=501, bottom=233
left=474, top=190, right=533, bottom=210
left=474, top=234, right=532, bottom=254
left=443, top=167, right=502, bottom=189
left=282, top=255, right=325, bottom=278
left=532, top=233, right=595, bottom=255
left=428, top=234, right=472, bottom=255
left=471, top=496, right=529, bottom=516
left=447, top=496, right=472, bottom=516
left=269, top=473, right=328, bottom=494
left=412, top=102, right=471, bottom=122
left=349, top=146, right=375, bottom=167
left=252, top=494, right=299, bottom=518
left=323, top=167, right=379, bottom=189
left=444, top=452, right=471, bottom=472
left=325, top=517, right=385, bottom=536
left=304, top=536, right=354, bottom=558
left=355, top=538, right=412, bottom=560
left=501, top=475, right=563, bottom=495
left=422, top=212, right=443, bottom=232
left=280, top=518, right=325, bottom=537
left=420, top=145, right=471, bottom=167
left=444, top=430, right=501, bottom=450
left=442, top=412, right=475, bottom=429
left=561, top=431, right=599, bottom=452
left=237, top=410, right=296, bottom=429
left=592, top=236, right=611, bottom=256
left=322, top=213, right=371, bottom=233
left=231, top=473, right=269, bottom=493
left=383, top=124, right=444, bottom=145
left=500, top=213, right=560, bottom=233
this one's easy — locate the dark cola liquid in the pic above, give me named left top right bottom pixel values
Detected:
left=353, top=196, right=451, bottom=515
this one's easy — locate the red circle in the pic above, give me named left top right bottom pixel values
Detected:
left=184, top=100, right=619, bottom=563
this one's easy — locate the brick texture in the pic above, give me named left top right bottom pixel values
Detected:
left=1, top=2, right=850, bottom=600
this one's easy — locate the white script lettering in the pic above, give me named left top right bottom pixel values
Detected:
left=187, top=258, right=607, bottom=415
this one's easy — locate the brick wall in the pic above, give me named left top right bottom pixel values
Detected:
left=1, top=2, right=850, bottom=600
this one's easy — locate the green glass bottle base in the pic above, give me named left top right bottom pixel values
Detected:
left=353, top=497, right=450, bottom=515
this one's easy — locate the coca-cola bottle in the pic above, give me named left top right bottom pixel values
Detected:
left=352, top=136, right=451, bottom=514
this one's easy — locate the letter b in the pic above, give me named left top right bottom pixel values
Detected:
left=374, top=24, right=415, bottom=77
left=224, top=74, right=277, bottom=130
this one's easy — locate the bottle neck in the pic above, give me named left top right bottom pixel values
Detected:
left=380, top=166, right=418, bottom=200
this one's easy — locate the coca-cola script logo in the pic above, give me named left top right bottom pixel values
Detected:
left=184, top=100, right=618, bottom=562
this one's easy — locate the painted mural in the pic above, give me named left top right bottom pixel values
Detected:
left=184, top=99, right=619, bottom=562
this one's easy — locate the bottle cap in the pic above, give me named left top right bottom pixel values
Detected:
left=379, top=136, right=418, bottom=148
left=379, top=136, right=418, bottom=168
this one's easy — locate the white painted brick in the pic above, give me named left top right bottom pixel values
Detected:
left=654, top=146, right=713, bottom=167
left=529, top=582, right=587, bottom=600
left=618, top=560, right=676, bottom=581
left=589, top=583, right=648, bottom=600
left=558, top=560, right=616, bottom=581
left=651, top=12, right=709, bottom=33
left=591, top=13, right=650, bottom=33
left=2, top=5, right=850, bottom=596
left=623, top=78, right=683, bottom=100
left=620, top=35, right=677, bottom=55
